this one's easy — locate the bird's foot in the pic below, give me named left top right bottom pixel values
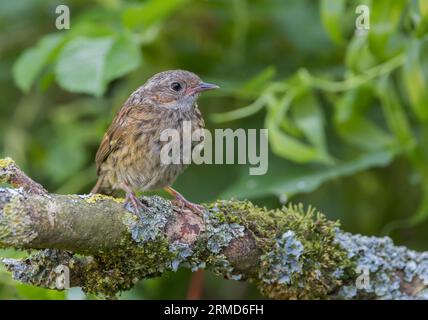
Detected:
left=164, top=187, right=204, bottom=216
left=176, top=198, right=204, bottom=215
left=125, top=192, right=148, bottom=219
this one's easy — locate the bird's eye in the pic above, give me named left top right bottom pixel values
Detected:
left=171, top=82, right=182, bottom=92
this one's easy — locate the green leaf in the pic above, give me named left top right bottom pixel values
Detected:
left=320, top=0, right=346, bottom=45
left=55, top=36, right=115, bottom=96
left=409, top=128, right=428, bottom=224
left=266, top=90, right=320, bottom=163
left=45, top=135, right=87, bottom=184
left=334, top=87, right=394, bottom=150
left=220, top=150, right=396, bottom=200
left=211, top=94, right=268, bottom=123
left=337, top=116, right=394, bottom=151
left=104, top=33, right=142, bottom=82
left=369, top=0, right=407, bottom=59
left=239, top=66, right=277, bottom=96
left=266, top=89, right=333, bottom=164
left=402, top=38, right=428, bottom=122
left=211, top=67, right=280, bottom=123
left=377, top=75, right=414, bottom=146
left=291, top=89, right=329, bottom=155
left=345, top=34, right=377, bottom=72
left=420, top=0, right=428, bottom=18
left=268, top=122, right=320, bottom=163
left=382, top=127, right=428, bottom=233
left=13, top=33, right=64, bottom=92
left=333, top=85, right=371, bottom=123
left=55, top=34, right=142, bottom=96
left=403, top=128, right=428, bottom=224
left=122, top=0, right=188, bottom=29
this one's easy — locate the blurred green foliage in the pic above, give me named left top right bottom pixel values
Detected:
left=1, top=0, right=428, bottom=299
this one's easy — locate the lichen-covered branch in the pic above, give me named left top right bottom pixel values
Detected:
left=1, top=157, right=428, bottom=299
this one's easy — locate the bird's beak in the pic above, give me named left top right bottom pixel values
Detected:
left=193, top=82, right=220, bottom=94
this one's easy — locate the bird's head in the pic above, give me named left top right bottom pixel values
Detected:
left=143, top=70, right=219, bottom=109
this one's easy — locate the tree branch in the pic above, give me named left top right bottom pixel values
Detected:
left=1, top=157, right=428, bottom=299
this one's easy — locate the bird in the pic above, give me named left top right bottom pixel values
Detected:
left=91, top=70, right=219, bottom=216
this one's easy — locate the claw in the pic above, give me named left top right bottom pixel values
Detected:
left=164, top=186, right=204, bottom=215
left=178, top=200, right=204, bottom=215
left=125, top=191, right=148, bottom=219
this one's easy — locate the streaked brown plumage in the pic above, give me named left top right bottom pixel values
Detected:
left=91, top=70, right=218, bottom=215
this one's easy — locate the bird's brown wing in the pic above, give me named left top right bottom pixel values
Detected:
left=95, top=104, right=134, bottom=175
left=94, top=99, right=159, bottom=175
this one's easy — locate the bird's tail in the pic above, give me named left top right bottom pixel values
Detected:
left=91, top=176, right=113, bottom=195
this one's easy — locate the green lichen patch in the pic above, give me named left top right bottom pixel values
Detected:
left=259, top=206, right=353, bottom=299
left=82, top=236, right=175, bottom=298
left=210, top=200, right=353, bottom=299
left=206, top=253, right=242, bottom=280
left=0, top=157, right=14, bottom=170
left=0, top=158, right=15, bottom=185
left=79, top=193, right=124, bottom=204
left=208, top=199, right=292, bottom=244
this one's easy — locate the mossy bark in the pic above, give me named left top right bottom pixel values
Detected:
left=1, top=157, right=428, bottom=299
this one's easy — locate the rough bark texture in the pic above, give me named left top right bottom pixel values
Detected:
left=1, top=157, right=428, bottom=299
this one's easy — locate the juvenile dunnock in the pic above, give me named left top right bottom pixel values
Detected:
left=91, top=70, right=218, bottom=216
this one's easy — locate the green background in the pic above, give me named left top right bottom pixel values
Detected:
left=1, top=0, right=428, bottom=299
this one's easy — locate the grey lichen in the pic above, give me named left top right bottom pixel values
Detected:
left=253, top=204, right=354, bottom=299
left=2, top=249, right=79, bottom=289
left=0, top=188, right=38, bottom=246
left=260, top=230, right=304, bottom=285
left=168, top=241, right=194, bottom=272
left=196, top=207, right=247, bottom=281
left=335, top=230, right=428, bottom=299
left=162, top=206, right=247, bottom=278
left=332, top=268, right=345, bottom=279
left=203, top=209, right=245, bottom=254
left=2, top=176, right=427, bottom=300
left=123, top=195, right=174, bottom=244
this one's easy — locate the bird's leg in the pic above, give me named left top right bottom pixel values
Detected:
left=164, top=186, right=204, bottom=215
left=122, top=184, right=147, bottom=219
left=125, top=192, right=146, bottom=218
